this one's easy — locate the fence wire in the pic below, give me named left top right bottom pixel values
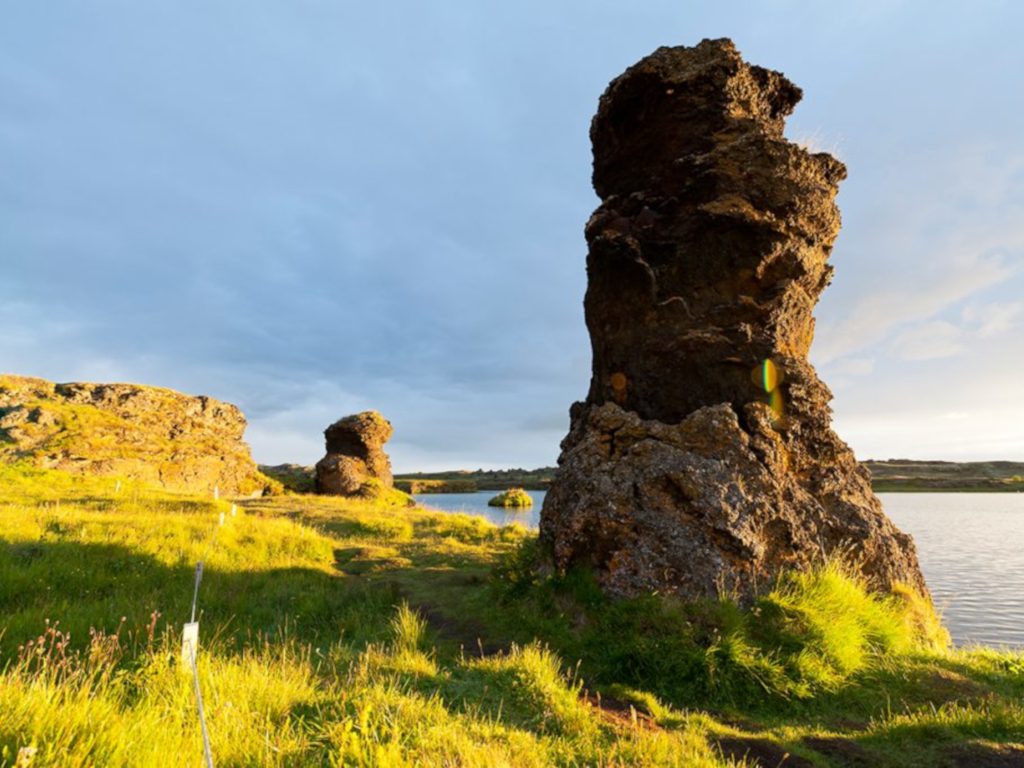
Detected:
left=183, top=502, right=233, bottom=768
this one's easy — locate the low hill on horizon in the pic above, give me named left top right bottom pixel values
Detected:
left=265, top=460, right=1024, bottom=494
left=864, top=459, right=1024, bottom=492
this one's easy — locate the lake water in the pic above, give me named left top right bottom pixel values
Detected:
left=413, top=490, right=1024, bottom=649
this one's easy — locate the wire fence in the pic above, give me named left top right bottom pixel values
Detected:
left=182, top=499, right=236, bottom=768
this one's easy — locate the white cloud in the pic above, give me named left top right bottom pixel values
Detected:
left=885, top=300, right=1024, bottom=362
left=815, top=141, right=1024, bottom=370
left=838, top=407, right=1024, bottom=462
left=827, top=311, right=1024, bottom=461
left=814, top=251, right=1018, bottom=364
left=827, top=357, right=875, bottom=377
left=889, top=320, right=965, bottom=361
left=963, top=301, right=1024, bottom=337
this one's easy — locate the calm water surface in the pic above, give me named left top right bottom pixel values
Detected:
left=414, top=490, right=1024, bottom=648
left=881, top=493, right=1024, bottom=649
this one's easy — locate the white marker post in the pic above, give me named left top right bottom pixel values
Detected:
left=181, top=621, right=200, bottom=665
left=184, top=559, right=214, bottom=767
left=182, top=620, right=214, bottom=768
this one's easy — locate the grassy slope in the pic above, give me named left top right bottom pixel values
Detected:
left=1, top=465, right=1022, bottom=767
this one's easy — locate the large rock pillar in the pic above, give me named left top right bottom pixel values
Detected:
left=539, top=39, right=927, bottom=599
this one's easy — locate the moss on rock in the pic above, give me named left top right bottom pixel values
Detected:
left=0, top=374, right=278, bottom=496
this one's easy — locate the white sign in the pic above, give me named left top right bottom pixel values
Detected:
left=182, top=621, right=200, bottom=666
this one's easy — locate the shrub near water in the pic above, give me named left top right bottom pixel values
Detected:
left=488, top=487, right=534, bottom=508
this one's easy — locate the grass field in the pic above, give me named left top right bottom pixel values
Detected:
left=1, top=463, right=1023, bottom=766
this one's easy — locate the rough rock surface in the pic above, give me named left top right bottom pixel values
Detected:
left=0, top=374, right=275, bottom=496
left=539, top=39, right=927, bottom=599
left=315, top=411, right=395, bottom=496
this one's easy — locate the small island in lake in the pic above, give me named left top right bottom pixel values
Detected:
left=487, top=487, right=534, bottom=508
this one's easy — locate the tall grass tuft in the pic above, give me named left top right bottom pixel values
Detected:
left=495, top=544, right=952, bottom=707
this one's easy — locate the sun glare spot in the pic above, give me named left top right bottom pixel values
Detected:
left=752, top=359, right=786, bottom=426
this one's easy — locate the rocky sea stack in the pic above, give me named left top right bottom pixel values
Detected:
left=0, top=374, right=275, bottom=495
left=540, top=39, right=927, bottom=600
left=315, top=411, right=401, bottom=500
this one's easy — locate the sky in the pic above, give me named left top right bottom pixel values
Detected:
left=2, top=1, right=1023, bottom=471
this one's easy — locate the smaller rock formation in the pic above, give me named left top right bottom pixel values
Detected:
left=315, top=411, right=396, bottom=497
left=0, top=374, right=276, bottom=496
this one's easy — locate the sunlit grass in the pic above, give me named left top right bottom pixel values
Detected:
left=1, top=463, right=1022, bottom=766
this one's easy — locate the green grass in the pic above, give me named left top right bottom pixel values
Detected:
left=258, top=464, right=317, bottom=494
left=392, top=478, right=480, bottom=494
left=1, top=463, right=1022, bottom=766
left=864, top=459, right=1024, bottom=492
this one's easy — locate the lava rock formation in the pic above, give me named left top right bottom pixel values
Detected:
left=539, top=39, right=927, bottom=599
left=0, top=374, right=275, bottom=496
left=315, top=411, right=395, bottom=497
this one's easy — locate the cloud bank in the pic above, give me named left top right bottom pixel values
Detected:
left=3, top=1, right=1022, bottom=467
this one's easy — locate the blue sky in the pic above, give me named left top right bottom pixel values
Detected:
left=3, top=2, right=1022, bottom=470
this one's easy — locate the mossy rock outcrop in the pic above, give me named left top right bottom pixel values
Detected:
left=488, top=488, right=534, bottom=508
left=315, top=411, right=413, bottom=506
left=0, top=374, right=278, bottom=496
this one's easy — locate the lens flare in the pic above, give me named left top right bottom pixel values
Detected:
left=751, top=359, right=782, bottom=392
left=751, top=359, right=786, bottom=426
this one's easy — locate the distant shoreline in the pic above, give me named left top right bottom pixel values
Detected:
left=262, top=459, right=1024, bottom=495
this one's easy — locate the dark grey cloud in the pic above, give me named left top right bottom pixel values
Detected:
left=3, top=1, right=1023, bottom=468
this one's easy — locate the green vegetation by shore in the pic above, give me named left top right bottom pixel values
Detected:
left=1, top=462, right=1022, bottom=766
left=864, top=460, right=1024, bottom=492
left=393, top=478, right=479, bottom=494
left=488, top=487, right=534, bottom=508
left=258, top=463, right=317, bottom=493
left=395, top=467, right=556, bottom=491
left=389, top=461, right=1024, bottom=495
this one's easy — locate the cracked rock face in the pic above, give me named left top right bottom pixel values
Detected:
left=539, top=39, right=927, bottom=599
left=0, top=374, right=272, bottom=496
left=315, top=411, right=394, bottom=496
